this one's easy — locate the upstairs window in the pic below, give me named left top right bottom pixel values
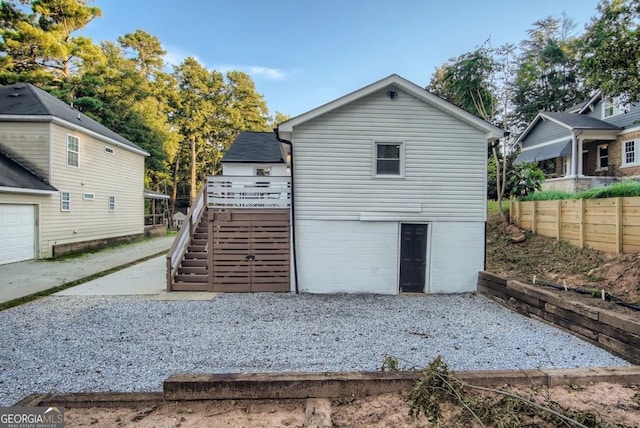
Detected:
left=256, top=167, right=271, bottom=176
left=375, top=142, right=403, bottom=176
left=108, top=196, right=116, bottom=212
left=602, top=97, right=628, bottom=119
left=67, top=135, right=79, bottom=167
left=597, top=144, right=608, bottom=169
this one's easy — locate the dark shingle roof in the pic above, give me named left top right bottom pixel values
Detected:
left=0, top=83, right=148, bottom=155
left=0, top=150, right=57, bottom=192
left=222, top=131, right=284, bottom=163
left=541, top=112, right=622, bottom=130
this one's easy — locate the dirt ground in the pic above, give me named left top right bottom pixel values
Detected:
left=64, top=382, right=640, bottom=427
left=486, top=210, right=640, bottom=305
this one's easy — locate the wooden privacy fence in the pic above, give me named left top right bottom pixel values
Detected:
left=510, top=197, right=640, bottom=253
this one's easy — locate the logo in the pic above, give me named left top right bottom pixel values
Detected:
left=0, top=407, right=64, bottom=428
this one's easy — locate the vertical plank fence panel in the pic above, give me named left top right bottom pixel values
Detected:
left=510, top=196, right=640, bottom=254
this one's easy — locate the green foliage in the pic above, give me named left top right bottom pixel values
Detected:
left=380, top=354, right=400, bottom=372
left=507, top=163, right=545, bottom=198
left=406, top=356, right=456, bottom=424
left=427, top=47, right=498, bottom=120
left=512, top=15, right=589, bottom=128
left=522, top=180, right=640, bottom=201
left=404, top=356, right=613, bottom=427
left=520, top=190, right=577, bottom=201
left=581, top=0, right=640, bottom=103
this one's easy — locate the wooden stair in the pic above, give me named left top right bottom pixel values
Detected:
left=172, top=211, right=209, bottom=291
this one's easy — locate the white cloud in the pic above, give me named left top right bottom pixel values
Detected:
left=163, top=45, right=201, bottom=68
left=213, top=64, right=290, bottom=81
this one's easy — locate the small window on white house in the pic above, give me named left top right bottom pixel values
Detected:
left=61, top=191, right=71, bottom=211
left=375, top=142, right=403, bottom=176
left=597, top=145, right=608, bottom=169
left=82, top=193, right=95, bottom=200
left=624, top=140, right=637, bottom=166
left=108, top=196, right=116, bottom=212
left=602, top=97, right=628, bottom=119
left=256, top=167, right=271, bottom=176
left=105, top=146, right=115, bottom=155
left=67, top=135, right=79, bottom=167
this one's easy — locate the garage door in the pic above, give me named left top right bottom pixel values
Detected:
left=0, top=204, right=35, bottom=265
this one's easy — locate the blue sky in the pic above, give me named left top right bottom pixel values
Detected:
left=84, top=0, right=601, bottom=118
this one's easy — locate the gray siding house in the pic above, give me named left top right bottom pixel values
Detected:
left=516, top=91, right=640, bottom=192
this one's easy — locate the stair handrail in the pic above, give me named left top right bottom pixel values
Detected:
left=166, top=186, right=206, bottom=291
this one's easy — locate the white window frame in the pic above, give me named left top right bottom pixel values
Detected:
left=60, top=191, right=71, bottom=212
left=104, top=146, right=115, bottom=155
left=256, top=167, right=271, bottom=176
left=108, top=195, right=116, bottom=212
left=373, top=141, right=405, bottom=177
left=623, top=139, right=637, bottom=167
left=67, top=134, right=79, bottom=167
left=596, top=144, right=609, bottom=170
left=82, top=193, right=95, bottom=200
left=602, top=97, right=627, bottom=119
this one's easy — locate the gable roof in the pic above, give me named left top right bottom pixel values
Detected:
left=516, top=111, right=622, bottom=144
left=0, top=150, right=57, bottom=194
left=0, top=83, right=148, bottom=156
left=277, top=74, right=504, bottom=141
left=222, top=131, right=285, bottom=163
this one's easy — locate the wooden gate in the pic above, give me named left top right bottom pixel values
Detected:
left=208, top=209, right=290, bottom=292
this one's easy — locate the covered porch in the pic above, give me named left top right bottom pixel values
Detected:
left=515, top=112, right=622, bottom=192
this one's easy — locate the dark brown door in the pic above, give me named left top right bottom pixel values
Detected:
left=399, top=224, right=427, bottom=292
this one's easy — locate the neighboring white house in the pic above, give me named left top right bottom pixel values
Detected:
left=277, top=74, right=503, bottom=294
left=221, top=131, right=289, bottom=176
left=0, top=83, right=149, bottom=264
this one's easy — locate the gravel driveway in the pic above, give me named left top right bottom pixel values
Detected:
left=0, top=293, right=630, bottom=405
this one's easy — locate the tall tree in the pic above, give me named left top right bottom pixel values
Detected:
left=581, top=0, right=640, bottom=101
left=171, top=57, right=226, bottom=201
left=427, top=46, right=498, bottom=121
left=225, top=70, right=270, bottom=133
left=0, top=0, right=103, bottom=84
left=511, top=15, right=588, bottom=128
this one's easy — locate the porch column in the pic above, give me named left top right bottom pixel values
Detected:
left=570, top=134, right=578, bottom=177
left=577, top=137, right=584, bottom=177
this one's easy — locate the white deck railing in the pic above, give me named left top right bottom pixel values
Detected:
left=207, top=176, right=291, bottom=208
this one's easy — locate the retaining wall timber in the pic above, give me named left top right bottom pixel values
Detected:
left=478, top=271, right=640, bottom=364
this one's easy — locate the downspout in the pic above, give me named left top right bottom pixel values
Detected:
left=274, top=127, right=299, bottom=294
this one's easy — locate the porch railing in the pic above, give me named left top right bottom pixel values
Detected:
left=207, top=175, right=291, bottom=208
left=166, top=186, right=205, bottom=291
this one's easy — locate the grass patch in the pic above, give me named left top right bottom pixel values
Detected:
left=47, top=233, right=172, bottom=261
left=487, top=200, right=510, bottom=216
left=521, top=180, right=640, bottom=201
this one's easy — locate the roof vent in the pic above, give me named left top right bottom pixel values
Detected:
left=9, top=93, right=21, bottom=97
left=77, top=113, right=81, bottom=120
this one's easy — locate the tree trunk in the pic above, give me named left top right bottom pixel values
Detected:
left=171, top=156, right=180, bottom=219
left=190, top=140, right=196, bottom=203
left=493, top=144, right=508, bottom=223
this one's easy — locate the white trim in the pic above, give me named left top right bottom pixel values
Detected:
left=278, top=74, right=503, bottom=139
left=66, top=134, right=79, bottom=168
left=60, top=191, right=71, bottom=212
left=372, top=140, right=405, bottom=178
left=0, top=186, right=56, bottom=195
left=620, top=124, right=640, bottom=135
left=577, top=90, right=602, bottom=114
left=0, top=115, right=149, bottom=157
left=622, top=139, right=638, bottom=168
